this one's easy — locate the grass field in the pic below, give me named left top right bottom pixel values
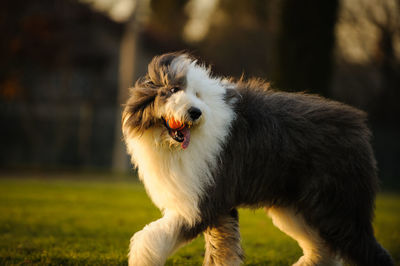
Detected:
left=0, top=176, right=399, bottom=265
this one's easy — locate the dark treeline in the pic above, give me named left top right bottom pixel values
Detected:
left=0, top=0, right=399, bottom=189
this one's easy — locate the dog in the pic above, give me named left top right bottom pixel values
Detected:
left=122, top=52, right=393, bottom=266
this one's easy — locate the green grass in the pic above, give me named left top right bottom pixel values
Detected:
left=0, top=176, right=399, bottom=265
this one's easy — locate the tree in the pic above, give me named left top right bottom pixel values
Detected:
left=275, top=0, right=339, bottom=96
left=111, top=0, right=149, bottom=172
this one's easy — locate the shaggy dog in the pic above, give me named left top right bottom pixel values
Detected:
left=122, top=52, right=393, bottom=266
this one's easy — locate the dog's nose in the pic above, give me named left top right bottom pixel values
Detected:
left=188, top=107, right=202, bottom=121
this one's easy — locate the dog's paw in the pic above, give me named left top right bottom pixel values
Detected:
left=128, top=226, right=171, bottom=266
left=128, top=230, right=159, bottom=266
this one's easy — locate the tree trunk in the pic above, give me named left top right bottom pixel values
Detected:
left=275, top=0, right=339, bottom=96
left=111, top=13, right=140, bottom=172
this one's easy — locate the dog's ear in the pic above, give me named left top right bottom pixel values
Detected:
left=147, top=52, right=189, bottom=86
left=122, top=84, right=158, bottom=136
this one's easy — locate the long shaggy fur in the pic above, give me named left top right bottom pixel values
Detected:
left=122, top=52, right=393, bottom=266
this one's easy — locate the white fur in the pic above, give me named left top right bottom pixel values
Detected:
left=268, top=207, right=342, bottom=266
left=128, top=211, right=186, bottom=266
left=125, top=60, right=235, bottom=227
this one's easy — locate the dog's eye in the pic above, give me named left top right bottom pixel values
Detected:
left=170, top=87, right=180, bottom=94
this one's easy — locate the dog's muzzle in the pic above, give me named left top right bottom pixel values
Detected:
left=162, top=117, right=191, bottom=149
left=162, top=107, right=203, bottom=149
left=188, top=107, right=202, bottom=121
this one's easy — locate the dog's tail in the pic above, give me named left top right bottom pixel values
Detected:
left=338, top=229, right=394, bottom=266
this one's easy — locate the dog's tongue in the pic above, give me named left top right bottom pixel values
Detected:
left=180, top=127, right=190, bottom=149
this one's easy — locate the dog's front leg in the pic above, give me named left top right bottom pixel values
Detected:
left=128, top=212, right=188, bottom=266
left=203, top=209, right=244, bottom=266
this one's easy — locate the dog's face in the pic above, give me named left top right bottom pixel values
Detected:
left=122, top=52, right=226, bottom=150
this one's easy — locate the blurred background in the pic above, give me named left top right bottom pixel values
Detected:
left=1, top=0, right=399, bottom=189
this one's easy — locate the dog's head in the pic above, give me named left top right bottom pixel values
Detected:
left=122, top=52, right=231, bottom=150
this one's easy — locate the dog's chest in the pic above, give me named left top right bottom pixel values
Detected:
left=128, top=136, right=216, bottom=225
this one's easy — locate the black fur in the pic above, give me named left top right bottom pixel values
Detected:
left=184, top=80, right=393, bottom=265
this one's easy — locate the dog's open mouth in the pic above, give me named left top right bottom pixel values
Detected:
left=162, top=117, right=191, bottom=149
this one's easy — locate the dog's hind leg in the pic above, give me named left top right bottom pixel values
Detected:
left=203, top=209, right=244, bottom=266
left=267, top=207, right=342, bottom=266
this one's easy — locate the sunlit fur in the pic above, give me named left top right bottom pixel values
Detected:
left=128, top=211, right=186, bottom=266
left=123, top=53, right=235, bottom=265
left=268, top=207, right=341, bottom=266
left=122, top=52, right=393, bottom=266
left=123, top=54, right=234, bottom=226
